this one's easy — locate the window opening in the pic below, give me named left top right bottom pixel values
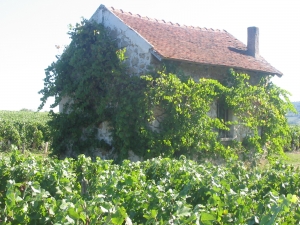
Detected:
left=217, top=99, right=232, bottom=138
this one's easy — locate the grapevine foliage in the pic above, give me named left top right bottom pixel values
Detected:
left=1, top=152, right=300, bottom=224
left=39, top=19, right=295, bottom=161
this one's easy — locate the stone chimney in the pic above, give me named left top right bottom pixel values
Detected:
left=247, top=27, right=259, bottom=58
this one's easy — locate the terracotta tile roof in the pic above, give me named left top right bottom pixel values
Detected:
left=109, top=7, right=282, bottom=76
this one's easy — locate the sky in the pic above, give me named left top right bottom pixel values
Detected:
left=1, top=0, right=299, bottom=112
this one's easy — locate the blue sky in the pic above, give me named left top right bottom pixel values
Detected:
left=1, top=0, right=299, bottom=112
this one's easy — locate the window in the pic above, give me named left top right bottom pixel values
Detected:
left=217, top=99, right=233, bottom=139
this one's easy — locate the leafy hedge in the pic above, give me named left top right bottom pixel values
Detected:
left=0, top=111, right=51, bottom=151
left=1, top=152, right=300, bottom=224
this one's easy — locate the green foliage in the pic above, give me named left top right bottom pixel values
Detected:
left=223, top=70, right=295, bottom=157
left=0, top=111, right=50, bottom=152
left=109, top=71, right=231, bottom=161
left=138, top=73, right=229, bottom=159
left=114, top=70, right=294, bottom=160
left=39, top=19, right=127, bottom=157
left=1, top=152, right=300, bottom=224
left=39, top=19, right=295, bottom=161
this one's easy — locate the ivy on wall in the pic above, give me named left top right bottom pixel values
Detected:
left=224, top=71, right=294, bottom=156
left=39, top=19, right=295, bottom=162
left=38, top=19, right=126, bottom=157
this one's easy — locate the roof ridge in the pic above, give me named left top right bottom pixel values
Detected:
left=108, top=6, right=227, bottom=33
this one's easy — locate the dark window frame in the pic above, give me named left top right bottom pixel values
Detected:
left=217, top=99, right=233, bottom=139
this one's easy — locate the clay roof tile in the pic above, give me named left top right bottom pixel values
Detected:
left=108, top=7, right=282, bottom=76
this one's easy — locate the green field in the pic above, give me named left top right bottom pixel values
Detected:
left=0, top=110, right=50, bottom=123
left=0, top=110, right=50, bottom=152
left=284, top=152, right=300, bottom=166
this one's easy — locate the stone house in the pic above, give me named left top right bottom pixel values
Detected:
left=60, top=5, right=283, bottom=158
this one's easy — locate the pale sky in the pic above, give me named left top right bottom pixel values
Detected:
left=1, top=0, right=299, bottom=112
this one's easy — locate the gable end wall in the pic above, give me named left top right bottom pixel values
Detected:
left=91, top=7, right=155, bottom=76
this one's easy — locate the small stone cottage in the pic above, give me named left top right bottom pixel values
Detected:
left=60, top=5, right=283, bottom=159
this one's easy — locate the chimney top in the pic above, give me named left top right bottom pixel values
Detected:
left=247, top=27, right=259, bottom=58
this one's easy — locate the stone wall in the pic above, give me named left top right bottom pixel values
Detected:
left=161, top=60, right=266, bottom=85
left=59, top=96, right=72, bottom=113
left=91, top=6, right=155, bottom=76
left=107, top=26, right=154, bottom=76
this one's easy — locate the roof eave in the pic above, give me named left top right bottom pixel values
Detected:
left=162, top=57, right=283, bottom=77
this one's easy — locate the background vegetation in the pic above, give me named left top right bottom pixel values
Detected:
left=0, top=110, right=50, bottom=152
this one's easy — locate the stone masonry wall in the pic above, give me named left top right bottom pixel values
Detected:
left=162, top=61, right=265, bottom=85
left=91, top=6, right=156, bottom=77
left=108, top=26, right=153, bottom=76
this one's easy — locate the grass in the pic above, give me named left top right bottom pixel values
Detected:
left=284, top=151, right=300, bottom=167
left=0, top=149, right=50, bottom=159
left=257, top=151, right=300, bottom=169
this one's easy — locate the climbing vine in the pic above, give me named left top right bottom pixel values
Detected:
left=39, top=19, right=127, bottom=158
left=224, top=70, right=295, bottom=157
left=39, top=19, right=295, bottom=162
